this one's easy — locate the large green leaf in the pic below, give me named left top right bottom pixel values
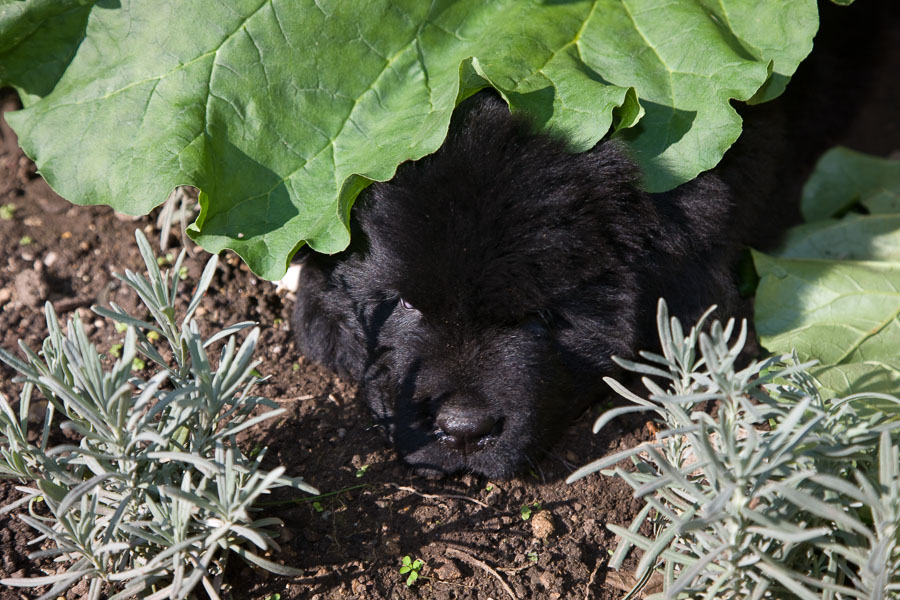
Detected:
left=755, top=253, right=900, bottom=365
left=801, top=147, right=900, bottom=221
left=2, top=0, right=816, bottom=279
left=755, top=151, right=900, bottom=398
left=777, top=214, right=900, bottom=262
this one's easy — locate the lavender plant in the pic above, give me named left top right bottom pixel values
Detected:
left=0, top=230, right=316, bottom=600
left=569, top=300, right=900, bottom=599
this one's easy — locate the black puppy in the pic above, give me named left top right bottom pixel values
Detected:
left=292, top=1, right=895, bottom=479
left=292, top=89, right=786, bottom=478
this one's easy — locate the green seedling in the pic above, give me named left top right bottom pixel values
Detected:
left=520, top=502, right=541, bottom=521
left=355, top=465, right=369, bottom=478
left=146, top=330, right=160, bottom=342
left=292, top=363, right=301, bottom=371
left=18, top=236, right=32, bottom=246
left=399, top=555, right=424, bottom=587
left=108, top=343, right=123, bottom=358
left=0, top=203, right=16, bottom=220
left=312, top=501, right=324, bottom=513
left=114, top=322, right=128, bottom=333
left=527, top=552, right=538, bottom=563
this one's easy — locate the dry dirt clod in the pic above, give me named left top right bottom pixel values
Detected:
left=13, top=268, right=47, bottom=307
left=435, top=558, right=462, bottom=580
left=530, top=511, right=555, bottom=540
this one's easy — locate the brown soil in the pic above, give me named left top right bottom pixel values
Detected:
left=0, top=90, right=650, bottom=600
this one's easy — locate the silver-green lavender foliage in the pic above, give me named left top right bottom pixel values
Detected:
left=0, top=230, right=317, bottom=600
left=568, top=300, right=900, bottom=600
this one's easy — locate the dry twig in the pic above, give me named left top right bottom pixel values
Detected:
left=390, top=484, right=496, bottom=511
left=446, top=546, right=518, bottom=600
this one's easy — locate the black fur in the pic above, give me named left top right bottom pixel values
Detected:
left=293, top=91, right=772, bottom=478
left=292, top=2, right=895, bottom=478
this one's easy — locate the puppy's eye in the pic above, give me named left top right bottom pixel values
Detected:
left=399, top=299, right=416, bottom=311
left=521, top=311, right=555, bottom=335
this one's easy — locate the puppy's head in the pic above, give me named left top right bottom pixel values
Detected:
left=312, top=92, right=656, bottom=478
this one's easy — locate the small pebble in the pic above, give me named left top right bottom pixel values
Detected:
left=531, top=511, right=555, bottom=540
left=43, top=251, right=59, bottom=267
left=435, top=559, right=462, bottom=580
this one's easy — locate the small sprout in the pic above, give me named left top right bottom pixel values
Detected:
left=0, top=203, right=16, bottom=220
left=131, top=357, right=146, bottom=371
left=249, top=444, right=263, bottom=458
left=273, top=317, right=283, bottom=326
left=264, top=594, right=281, bottom=600
left=355, top=465, right=369, bottom=478
left=527, top=552, right=538, bottom=563
left=146, top=330, right=160, bottom=342
left=312, top=501, right=324, bottom=513
left=114, top=322, right=128, bottom=333
left=485, top=484, right=494, bottom=491
left=19, top=235, right=33, bottom=246
left=399, top=555, right=424, bottom=587
left=520, top=502, right=541, bottom=521
left=251, top=368, right=263, bottom=378
left=178, top=266, right=189, bottom=280
left=292, top=362, right=301, bottom=371
left=109, top=343, right=123, bottom=358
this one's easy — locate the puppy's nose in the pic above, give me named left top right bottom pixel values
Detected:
left=436, top=406, right=496, bottom=449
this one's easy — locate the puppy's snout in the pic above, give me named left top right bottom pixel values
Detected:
left=435, top=405, right=497, bottom=450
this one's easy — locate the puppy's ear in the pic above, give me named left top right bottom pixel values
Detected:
left=292, top=260, right=368, bottom=381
